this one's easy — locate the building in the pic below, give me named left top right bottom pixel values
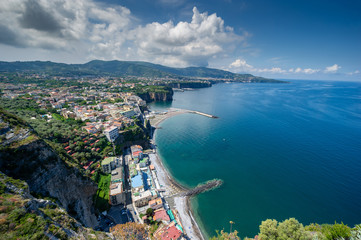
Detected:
left=153, top=222, right=184, bottom=240
left=149, top=198, right=163, bottom=210
left=104, top=126, right=119, bottom=142
left=153, top=208, right=170, bottom=222
left=109, top=182, right=126, bottom=205
left=120, top=109, right=137, bottom=118
left=111, top=167, right=124, bottom=184
left=101, top=157, right=120, bottom=173
left=133, top=189, right=157, bottom=207
left=131, top=171, right=145, bottom=192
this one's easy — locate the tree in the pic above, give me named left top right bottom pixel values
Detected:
left=146, top=208, right=154, bottom=217
left=351, top=224, right=361, bottom=240
left=210, top=230, right=240, bottom=240
left=259, top=219, right=279, bottom=240
left=110, top=222, right=148, bottom=240
left=277, top=218, right=310, bottom=240
left=322, top=222, right=351, bottom=240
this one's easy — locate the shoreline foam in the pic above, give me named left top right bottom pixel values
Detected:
left=149, top=108, right=206, bottom=240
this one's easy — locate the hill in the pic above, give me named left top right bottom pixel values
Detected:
left=0, top=60, right=286, bottom=83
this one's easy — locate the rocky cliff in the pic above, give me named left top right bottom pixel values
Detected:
left=0, top=111, right=98, bottom=228
left=0, top=171, right=112, bottom=239
left=0, top=139, right=98, bottom=227
left=137, top=88, right=173, bottom=102
left=165, top=81, right=212, bottom=89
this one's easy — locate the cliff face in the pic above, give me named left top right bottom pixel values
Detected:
left=0, top=139, right=98, bottom=227
left=166, top=81, right=212, bottom=89
left=0, top=171, right=112, bottom=239
left=138, top=88, right=173, bottom=102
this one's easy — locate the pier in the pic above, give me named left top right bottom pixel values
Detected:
left=179, top=179, right=223, bottom=197
left=188, top=110, right=218, bottom=119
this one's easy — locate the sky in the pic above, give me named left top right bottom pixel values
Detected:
left=0, top=0, right=360, bottom=81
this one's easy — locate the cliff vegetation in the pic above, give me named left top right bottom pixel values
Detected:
left=0, top=172, right=112, bottom=240
left=211, top=218, right=361, bottom=240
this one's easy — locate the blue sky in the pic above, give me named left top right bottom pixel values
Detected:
left=0, top=0, right=360, bottom=80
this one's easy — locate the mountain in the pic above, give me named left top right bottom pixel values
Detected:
left=0, top=60, right=286, bottom=83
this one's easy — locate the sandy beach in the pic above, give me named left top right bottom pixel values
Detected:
left=149, top=109, right=205, bottom=240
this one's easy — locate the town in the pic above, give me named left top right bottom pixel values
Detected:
left=0, top=73, right=194, bottom=239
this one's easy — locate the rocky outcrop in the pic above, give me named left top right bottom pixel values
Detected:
left=0, top=171, right=113, bottom=239
left=0, top=139, right=98, bottom=228
left=166, top=81, right=212, bottom=89
left=137, top=87, right=173, bottom=102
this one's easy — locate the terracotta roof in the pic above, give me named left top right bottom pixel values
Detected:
left=161, top=225, right=182, bottom=240
left=153, top=208, right=170, bottom=222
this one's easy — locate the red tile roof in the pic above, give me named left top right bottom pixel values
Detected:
left=160, top=225, right=182, bottom=240
left=153, top=209, right=170, bottom=222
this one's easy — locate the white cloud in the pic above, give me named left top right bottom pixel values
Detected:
left=228, top=59, right=321, bottom=75
left=128, top=7, right=244, bottom=67
left=325, top=64, right=341, bottom=73
left=258, top=67, right=287, bottom=73
left=229, top=59, right=254, bottom=70
left=0, top=0, right=132, bottom=54
left=347, top=70, right=360, bottom=75
left=0, top=2, right=245, bottom=66
left=291, top=67, right=319, bottom=74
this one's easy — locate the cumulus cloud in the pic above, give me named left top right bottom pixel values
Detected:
left=229, top=59, right=254, bottom=70
left=128, top=7, right=244, bottom=66
left=0, top=1, right=244, bottom=66
left=324, top=64, right=341, bottom=73
left=229, top=59, right=288, bottom=73
left=347, top=70, right=360, bottom=75
left=289, top=67, right=319, bottom=74
left=229, top=59, right=323, bottom=75
left=258, top=67, right=287, bottom=73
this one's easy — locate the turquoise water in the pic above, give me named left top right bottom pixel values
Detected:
left=150, top=80, right=361, bottom=238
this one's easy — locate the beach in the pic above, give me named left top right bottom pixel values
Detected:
left=149, top=109, right=205, bottom=240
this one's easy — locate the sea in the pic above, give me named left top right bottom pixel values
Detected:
left=149, top=80, right=361, bottom=238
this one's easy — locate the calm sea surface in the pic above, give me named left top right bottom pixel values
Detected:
left=149, top=80, right=361, bottom=238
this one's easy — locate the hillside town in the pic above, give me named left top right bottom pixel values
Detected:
left=0, top=74, right=190, bottom=239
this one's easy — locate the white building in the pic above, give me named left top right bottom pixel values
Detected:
left=104, top=126, right=119, bottom=142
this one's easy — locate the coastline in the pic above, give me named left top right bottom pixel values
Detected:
left=149, top=109, right=206, bottom=240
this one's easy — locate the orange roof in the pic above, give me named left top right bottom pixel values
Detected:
left=153, top=208, right=169, bottom=222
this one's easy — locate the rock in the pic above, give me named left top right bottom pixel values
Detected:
left=0, top=139, right=98, bottom=227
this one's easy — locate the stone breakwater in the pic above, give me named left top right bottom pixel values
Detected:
left=179, top=179, right=223, bottom=197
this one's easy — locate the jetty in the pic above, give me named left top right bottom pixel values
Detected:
left=188, top=110, right=218, bottom=119
left=169, top=108, right=218, bottom=119
left=150, top=108, right=219, bottom=128
left=179, top=179, right=223, bottom=197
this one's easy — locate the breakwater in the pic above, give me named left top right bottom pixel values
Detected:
left=179, top=179, right=223, bottom=197
left=188, top=110, right=218, bottom=119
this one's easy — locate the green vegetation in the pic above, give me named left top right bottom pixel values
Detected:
left=0, top=60, right=286, bottom=82
left=0, top=98, right=111, bottom=173
left=210, top=230, right=240, bottom=240
left=0, top=172, right=111, bottom=240
left=92, top=172, right=111, bottom=212
left=212, top=218, right=361, bottom=240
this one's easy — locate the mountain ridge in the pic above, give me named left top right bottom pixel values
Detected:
left=0, top=60, right=286, bottom=83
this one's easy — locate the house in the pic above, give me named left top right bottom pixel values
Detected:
left=149, top=198, right=163, bottom=210
left=153, top=208, right=170, bottom=222
left=153, top=222, right=183, bottom=240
